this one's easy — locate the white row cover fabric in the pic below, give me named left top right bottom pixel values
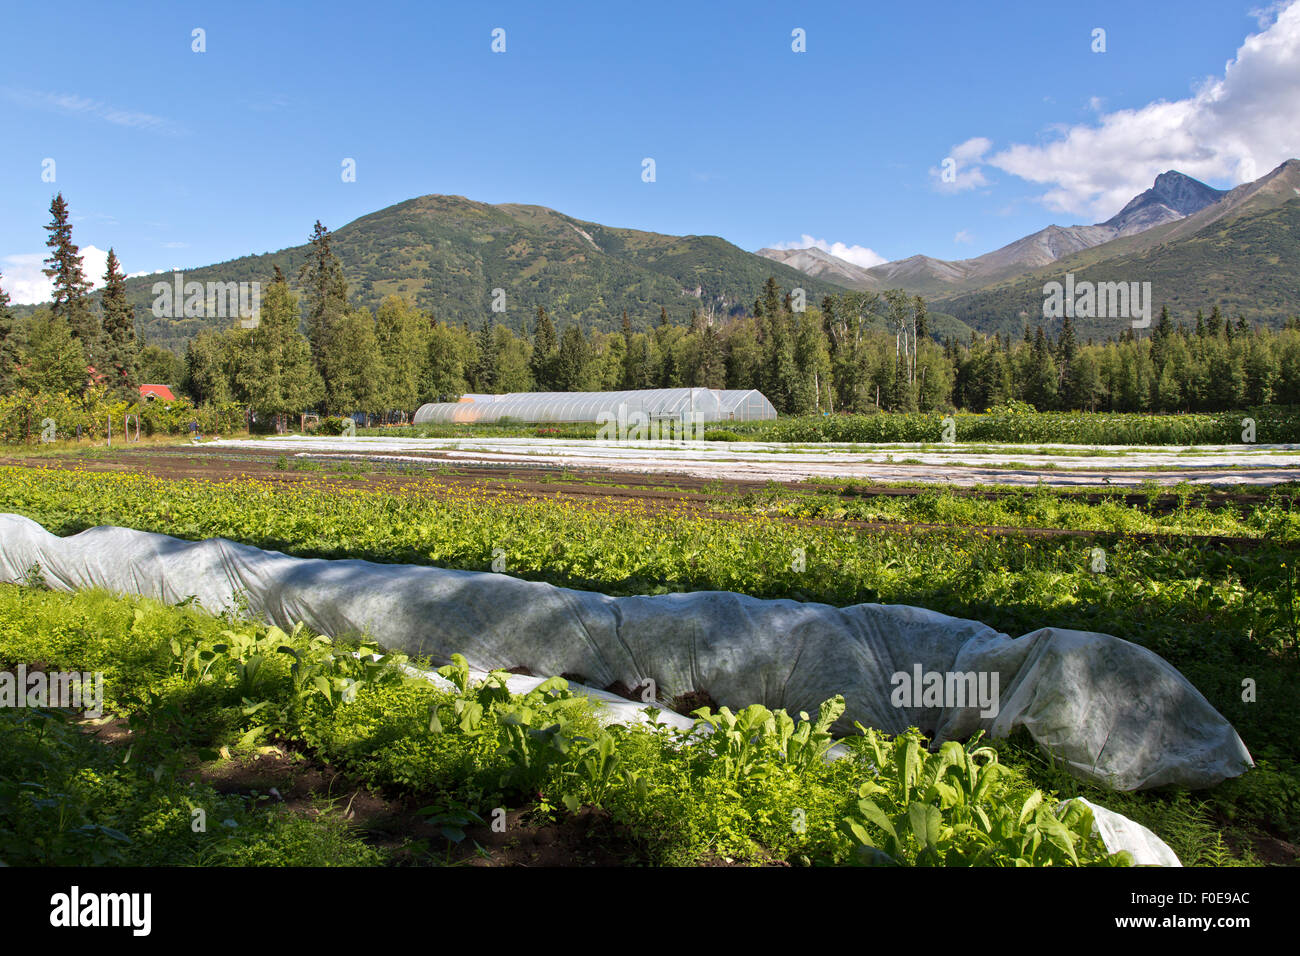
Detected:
left=0, top=513, right=1251, bottom=794
left=400, top=659, right=1179, bottom=865
left=413, top=387, right=776, bottom=425
left=1061, top=798, right=1182, bottom=867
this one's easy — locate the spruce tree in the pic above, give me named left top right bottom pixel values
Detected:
left=1056, top=315, right=1078, bottom=405
left=1056, top=315, right=1078, bottom=365
left=761, top=277, right=782, bottom=321
left=1150, top=305, right=1173, bottom=374
left=619, top=312, right=649, bottom=390
left=42, top=193, right=101, bottom=381
left=1026, top=326, right=1058, bottom=410
left=530, top=307, right=557, bottom=389
left=0, top=272, right=18, bottom=392
left=298, top=221, right=350, bottom=373
left=697, top=318, right=724, bottom=388
left=760, top=295, right=796, bottom=412
left=100, top=249, right=140, bottom=397
left=554, top=324, right=590, bottom=391
left=474, top=317, right=501, bottom=391
left=657, top=324, right=679, bottom=388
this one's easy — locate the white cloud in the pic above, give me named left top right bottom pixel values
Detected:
left=954, top=230, right=975, bottom=244
left=2, top=245, right=117, bottom=305
left=769, top=234, right=888, bottom=268
left=951, top=137, right=992, bottom=163
left=2, top=88, right=183, bottom=135
left=1251, top=2, right=1289, bottom=28
left=930, top=136, right=992, bottom=193
left=985, top=0, right=1300, bottom=218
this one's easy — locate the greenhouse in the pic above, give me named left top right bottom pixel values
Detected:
left=413, top=388, right=777, bottom=425
left=716, top=389, right=779, bottom=421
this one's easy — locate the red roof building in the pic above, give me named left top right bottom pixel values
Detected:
left=139, top=384, right=176, bottom=402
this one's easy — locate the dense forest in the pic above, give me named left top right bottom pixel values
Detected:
left=4, top=194, right=1300, bottom=421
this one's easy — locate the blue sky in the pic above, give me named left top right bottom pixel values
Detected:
left=3, top=0, right=1299, bottom=303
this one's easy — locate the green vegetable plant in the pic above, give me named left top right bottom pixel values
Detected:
left=688, top=695, right=846, bottom=781
left=842, top=728, right=1131, bottom=867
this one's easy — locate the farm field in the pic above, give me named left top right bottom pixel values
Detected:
left=12, top=0, right=1300, bottom=926
left=209, top=434, right=1300, bottom=487
left=0, top=444, right=1296, bottom=868
left=0, top=583, right=1133, bottom=867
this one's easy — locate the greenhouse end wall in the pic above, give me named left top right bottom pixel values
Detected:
left=413, top=388, right=777, bottom=425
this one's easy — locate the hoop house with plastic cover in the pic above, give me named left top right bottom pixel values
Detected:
left=715, top=389, right=777, bottom=421
left=413, top=388, right=775, bottom=425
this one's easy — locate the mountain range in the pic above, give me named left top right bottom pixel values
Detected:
left=15, top=160, right=1299, bottom=351
left=760, top=169, right=1230, bottom=294
left=761, top=159, right=1300, bottom=337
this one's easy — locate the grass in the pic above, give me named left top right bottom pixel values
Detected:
left=0, top=433, right=199, bottom=459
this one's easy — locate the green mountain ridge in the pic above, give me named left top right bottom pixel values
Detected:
left=113, top=195, right=856, bottom=352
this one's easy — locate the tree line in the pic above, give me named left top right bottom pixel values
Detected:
left=5, top=196, right=1299, bottom=418
left=0, top=193, right=153, bottom=400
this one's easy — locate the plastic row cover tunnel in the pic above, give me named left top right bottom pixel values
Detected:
left=0, top=513, right=1252, bottom=794
left=413, top=387, right=777, bottom=425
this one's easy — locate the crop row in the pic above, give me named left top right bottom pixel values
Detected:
left=0, top=466, right=1296, bottom=852
left=0, top=584, right=1136, bottom=866
left=719, top=483, right=1297, bottom=539
left=741, top=407, right=1300, bottom=445
left=378, top=405, right=1300, bottom=446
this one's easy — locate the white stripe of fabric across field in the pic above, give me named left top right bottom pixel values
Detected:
left=211, top=436, right=1300, bottom=487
